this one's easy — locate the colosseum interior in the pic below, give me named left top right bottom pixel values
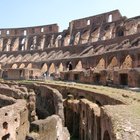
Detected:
left=0, top=9, right=140, bottom=140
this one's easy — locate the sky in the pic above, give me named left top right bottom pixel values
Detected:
left=0, top=0, right=139, bottom=31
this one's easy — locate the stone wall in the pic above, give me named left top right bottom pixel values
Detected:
left=30, top=115, right=70, bottom=140
left=0, top=81, right=69, bottom=140
left=64, top=98, right=100, bottom=140
left=0, top=100, right=29, bottom=140
left=0, top=10, right=139, bottom=87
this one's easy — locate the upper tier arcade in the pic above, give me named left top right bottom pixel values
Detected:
left=0, top=9, right=139, bottom=53
left=0, top=24, right=59, bottom=37
left=69, top=9, right=123, bottom=30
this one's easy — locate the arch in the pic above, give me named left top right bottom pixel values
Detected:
left=103, top=130, right=111, bottom=140
left=20, top=38, right=26, bottom=51
left=38, top=35, right=45, bottom=50
left=116, top=26, right=124, bottom=37
left=96, top=58, right=105, bottom=69
left=19, top=63, right=25, bottom=68
left=48, top=63, right=56, bottom=75
left=58, top=63, right=64, bottom=72
left=124, top=20, right=137, bottom=35
left=21, top=38, right=25, bottom=45
left=6, top=39, right=11, bottom=51
left=90, top=27, right=100, bottom=42
left=75, top=61, right=83, bottom=70
left=120, top=55, right=133, bottom=69
left=80, top=30, right=90, bottom=44
left=102, top=25, right=112, bottom=40
left=12, top=63, right=18, bottom=69
left=27, top=37, right=34, bottom=50
left=63, top=34, right=70, bottom=46
left=2, top=38, right=8, bottom=51
left=10, top=38, right=17, bottom=51
left=74, top=32, right=80, bottom=45
left=107, top=56, right=118, bottom=69
left=55, top=35, right=62, bottom=47
left=27, top=63, right=32, bottom=69
left=67, top=61, right=73, bottom=71
left=41, top=63, right=48, bottom=73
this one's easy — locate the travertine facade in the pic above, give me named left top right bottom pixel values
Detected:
left=0, top=10, right=139, bottom=87
left=0, top=10, right=140, bottom=140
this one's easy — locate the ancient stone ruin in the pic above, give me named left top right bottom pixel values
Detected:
left=0, top=9, right=140, bottom=140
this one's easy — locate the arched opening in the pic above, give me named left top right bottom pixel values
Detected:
left=20, top=38, right=26, bottom=51
left=12, top=63, right=18, bottom=69
left=63, top=34, right=70, bottom=46
left=27, top=63, right=32, bottom=69
left=27, top=37, right=35, bottom=51
left=19, top=69, right=24, bottom=78
left=59, top=63, right=64, bottom=72
left=120, top=55, right=133, bottom=69
left=41, top=63, right=48, bottom=73
left=103, top=130, right=111, bottom=140
left=80, top=30, right=90, bottom=44
left=107, top=56, right=118, bottom=69
left=90, top=27, right=100, bottom=42
left=108, top=14, right=112, bottom=22
left=102, top=25, right=112, bottom=40
left=48, top=63, right=55, bottom=75
left=75, top=61, right=83, bottom=70
left=116, top=27, right=124, bottom=37
left=96, top=58, right=105, bottom=70
left=55, top=35, right=62, bottom=47
left=74, top=32, right=80, bottom=45
left=19, top=63, right=25, bottom=68
left=93, top=73, right=101, bottom=84
left=6, top=39, right=11, bottom=51
left=12, top=38, right=19, bottom=51
left=21, top=38, right=25, bottom=45
left=120, top=73, right=128, bottom=86
left=67, top=61, right=73, bottom=71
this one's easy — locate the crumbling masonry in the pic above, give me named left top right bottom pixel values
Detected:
left=0, top=10, right=140, bottom=140
left=0, top=10, right=139, bottom=87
